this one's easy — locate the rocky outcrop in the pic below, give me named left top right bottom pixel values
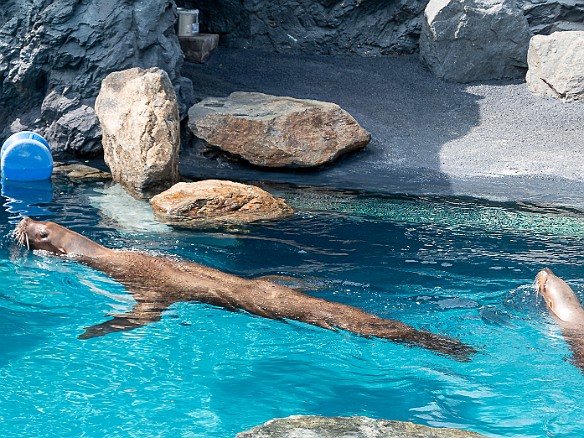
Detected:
left=518, top=0, right=584, bottom=35
left=149, top=180, right=294, bottom=229
left=0, top=0, right=191, bottom=157
left=181, top=0, right=429, bottom=55
left=236, top=416, right=486, bottom=438
left=188, top=92, right=370, bottom=168
left=181, top=1, right=584, bottom=57
left=419, top=0, right=532, bottom=83
left=95, top=67, right=180, bottom=199
left=526, top=31, right=584, bottom=101
left=40, top=91, right=102, bottom=157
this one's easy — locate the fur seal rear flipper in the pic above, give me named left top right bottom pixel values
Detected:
left=15, top=217, right=476, bottom=361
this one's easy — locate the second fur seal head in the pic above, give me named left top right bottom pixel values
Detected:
left=535, top=268, right=584, bottom=324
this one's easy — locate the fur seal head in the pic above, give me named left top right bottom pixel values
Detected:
left=14, top=216, right=108, bottom=257
left=536, top=268, right=584, bottom=324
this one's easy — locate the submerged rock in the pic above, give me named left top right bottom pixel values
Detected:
left=95, top=67, right=180, bottom=199
left=187, top=92, right=370, bottom=168
left=52, top=162, right=111, bottom=182
left=419, top=0, right=531, bottom=82
left=526, top=31, right=584, bottom=101
left=236, top=415, right=486, bottom=438
left=149, top=180, right=294, bottom=229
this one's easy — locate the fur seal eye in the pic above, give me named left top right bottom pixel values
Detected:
left=40, top=230, right=48, bottom=239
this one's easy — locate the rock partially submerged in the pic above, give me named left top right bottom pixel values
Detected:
left=95, top=67, right=180, bottom=199
left=526, top=31, right=584, bottom=101
left=149, top=180, right=294, bottom=229
left=187, top=92, right=370, bottom=168
left=52, top=162, right=111, bottom=182
left=236, top=416, right=486, bottom=438
left=419, top=0, right=531, bottom=83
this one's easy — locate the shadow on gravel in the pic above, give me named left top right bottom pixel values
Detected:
left=180, top=48, right=481, bottom=196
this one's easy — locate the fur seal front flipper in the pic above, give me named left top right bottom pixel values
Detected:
left=15, top=217, right=476, bottom=361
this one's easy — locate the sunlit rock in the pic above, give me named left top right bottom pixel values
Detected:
left=236, top=415, right=487, bottom=438
left=95, top=67, right=180, bottom=199
left=187, top=92, right=370, bottom=168
left=150, top=180, right=294, bottom=229
left=526, top=31, right=584, bottom=101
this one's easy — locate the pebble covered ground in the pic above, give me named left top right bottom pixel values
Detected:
left=181, top=48, right=584, bottom=207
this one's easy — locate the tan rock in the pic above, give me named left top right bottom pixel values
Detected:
left=187, top=92, right=370, bottom=168
left=236, top=415, right=487, bottom=438
left=526, top=31, right=584, bottom=101
left=150, top=180, right=294, bottom=229
left=95, top=67, right=180, bottom=199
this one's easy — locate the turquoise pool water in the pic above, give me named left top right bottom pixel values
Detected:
left=1, top=179, right=584, bottom=437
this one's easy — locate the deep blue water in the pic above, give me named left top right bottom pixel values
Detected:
left=1, top=179, right=584, bottom=437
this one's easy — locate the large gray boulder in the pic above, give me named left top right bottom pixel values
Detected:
left=419, top=0, right=532, bottom=82
left=0, top=0, right=191, bottom=157
left=236, top=416, right=486, bottom=438
left=526, top=31, right=584, bottom=101
left=95, top=67, right=180, bottom=199
left=188, top=92, right=370, bottom=168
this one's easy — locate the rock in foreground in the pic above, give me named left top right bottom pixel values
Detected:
left=526, top=31, right=584, bottom=101
left=150, top=180, right=294, bottom=229
left=236, top=416, right=486, bottom=438
left=419, top=0, right=531, bottom=82
left=95, top=67, right=180, bottom=199
left=187, top=92, right=370, bottom=168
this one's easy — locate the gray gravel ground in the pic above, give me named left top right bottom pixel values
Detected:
left=180, top=48, right=584, bottom=208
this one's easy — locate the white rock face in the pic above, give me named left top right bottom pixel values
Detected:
left=420, top=0, right=532, bottom=82
left=95, top=67, right=180, bottom=199
left=526, top=31, right=584, bottom=101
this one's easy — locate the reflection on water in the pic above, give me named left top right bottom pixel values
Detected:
left=2, top=179, right=53, bottom=217
left=0, top=180, right=584, bottom=437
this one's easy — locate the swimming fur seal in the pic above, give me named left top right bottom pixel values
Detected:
left=535, top=268, right=584, bottom=372
left=15, top=217, right=476, bottom=361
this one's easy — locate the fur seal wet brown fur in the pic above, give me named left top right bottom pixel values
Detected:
left=15, top=217, right=476, bottom=361
left=536, top=268, right=584, bottom=372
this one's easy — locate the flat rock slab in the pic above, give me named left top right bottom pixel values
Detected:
left=149, top=180, right=294, bottom=229
left=53, top=162, right=111, bottom=182
left=236, top=416, right=486, bottom=438
left=187, top=92, right=370, bottom=168
left=526, top=31, right=584, bottom=101
left=179, top=33, right=220, bottom=63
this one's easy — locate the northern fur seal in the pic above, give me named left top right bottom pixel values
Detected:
left=15, top=217, right=476, bottom=361
left=535, top=268, right=584, bottom=372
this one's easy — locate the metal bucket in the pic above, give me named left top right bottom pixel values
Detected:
left=177, top=8, right=199, bottom=37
